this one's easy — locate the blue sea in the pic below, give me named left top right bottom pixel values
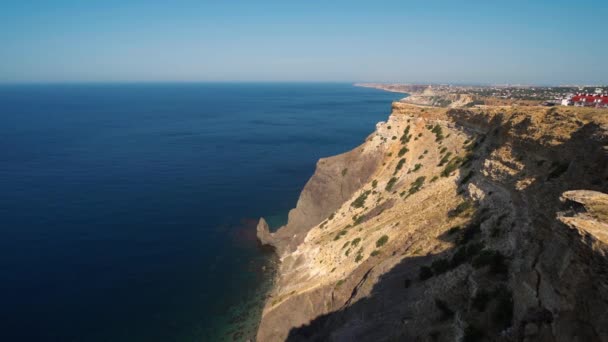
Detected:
left=0, top=83, right=402, bottom=341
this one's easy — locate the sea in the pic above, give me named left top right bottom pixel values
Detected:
left=0, top=83, right=403, bottom=341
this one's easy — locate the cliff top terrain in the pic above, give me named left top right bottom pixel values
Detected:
left=256, top=94, right=608, bottom=342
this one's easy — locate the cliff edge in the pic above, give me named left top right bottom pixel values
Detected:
left=256, top=102, right=608, bottom=341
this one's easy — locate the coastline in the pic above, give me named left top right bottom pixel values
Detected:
left=254, top=94, right=608, bottom=341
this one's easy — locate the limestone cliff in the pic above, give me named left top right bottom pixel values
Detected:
left=256, top=102, right=608, bottom=342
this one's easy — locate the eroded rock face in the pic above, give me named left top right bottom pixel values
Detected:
left=256, top=137, right=384, bottom=257
left=256, top=103, right=608, bottom=342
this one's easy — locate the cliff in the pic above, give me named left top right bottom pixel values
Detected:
left=256, top=102, right=608, bottom=341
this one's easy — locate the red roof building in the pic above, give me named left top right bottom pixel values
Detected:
left=570, top=93, right=608, bottom=108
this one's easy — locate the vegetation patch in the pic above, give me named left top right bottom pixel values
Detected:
left=408, top=176, right=426, bottom=195
left=438, top=151, right=452, bottom=166
left=351, top=190, right=372, bottom=208
left=441, top=156, right=463, bottom=177
left=351, top=237, right=361, bottom=247
left=431, top=124, right=444, bottom=142
left=370, top=250, right=380, bottom=257
left=449, top=200, right=475, bottom=218
left=397, top=146, right=409, bottom=157
left=430, top=175, right=439, bottom=183
left=412, top=163, right=422, bottom=172
left=334, top=230, right=348, bottom=241
left=400, top=125, right=412, bottom=144
left=385, top=177, right=398, bottom=191
left=394, top=158, right=406, bottom=174
left=376, top=235, right=389, bottom=248
left=460, top=170, right=475, bottom=185
left=371, top=179, right=378, bottom=188
left=341, top=168, right=348, bottom=176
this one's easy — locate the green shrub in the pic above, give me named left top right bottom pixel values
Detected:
left=376, top=235, right=389, bottom=247
left=371, top=179, right=378, bottom=188
left=351, top=237, right=361, bottom=247
left=398, top=146, right=409, bottom=157
left=460, top=170, right=474, bottom=185
left=431, top=124, right=444, bottom=142
left=355, top=253, right=363, bottom=262
left=336, top=279, right=345, bottom=287
left=441, top=156, right=463, bottom=177
left=353, top=215, right=365, bottom=226
left=370, top=250, right=380, bottom=257
left=342, top=241, right=350, bottom=249
left=438, top=151, right=452, bottom=166
left=334, top=230, right=348, bottom=241
left=342, top=168, right=348, bottom=176
left=400, top=125, right=411, bottom=144
left=392, top=136, right=397, bottom=140
left=430, top=175, right=439, bottom=183
left=394, top=158, right=406, bottom=174
left=345, top=248, right=351, bottom=256
left=440, top=146, right=448, bottom=154
left=385, top=177, right=398, bottom=191
left=423, top=149, right=428, bottom=154
left=408, top=176, right=426, bottom=195
left=419, top=266, right=433, bottom=280
left=351, top=190, right=371, bottom=208
left=328, top=212, right=335, bottom=220
left=412, top=163, right=422, bottom=172
left=449, top=200, right=475, bottom=217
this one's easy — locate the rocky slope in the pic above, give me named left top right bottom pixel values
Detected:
left=256, top=102, right=608, bottom=341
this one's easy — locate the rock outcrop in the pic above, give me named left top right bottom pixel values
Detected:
left=256, top=102, right=608, bottom=341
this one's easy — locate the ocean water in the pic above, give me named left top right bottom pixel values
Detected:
left=0, top=83, right=402, bottom=341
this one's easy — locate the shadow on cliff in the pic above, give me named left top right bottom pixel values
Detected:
left=284, top=108, right=608, bottom=341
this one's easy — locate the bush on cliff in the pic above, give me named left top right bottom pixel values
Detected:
left=376, top=235, right=389, bottom=247
left=385, top=177, right=398, bottom=191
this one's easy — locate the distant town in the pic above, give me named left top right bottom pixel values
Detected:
left=468, top=85, right=608, bottom=108
left=355, top=83, right=608, bottom=109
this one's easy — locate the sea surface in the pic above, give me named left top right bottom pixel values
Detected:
left=0, top=83, right=403, bottom=341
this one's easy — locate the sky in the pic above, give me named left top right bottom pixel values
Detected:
left=1, top=0, right=606, bottom=84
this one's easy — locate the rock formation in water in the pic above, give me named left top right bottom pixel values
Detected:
left=256, top=101, right=608, bottom=341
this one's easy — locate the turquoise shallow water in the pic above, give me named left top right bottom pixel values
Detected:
left=0, top=83, right=403, bottom=341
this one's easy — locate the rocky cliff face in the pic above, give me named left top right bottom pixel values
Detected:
left=256, top=103, right=608, bottom=341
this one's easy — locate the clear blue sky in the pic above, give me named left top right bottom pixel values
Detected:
left=1, top=0, right=606, bottom=84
